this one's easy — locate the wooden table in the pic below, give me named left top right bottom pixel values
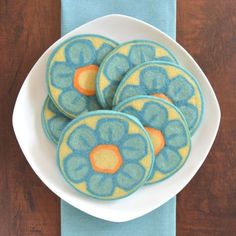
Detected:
left=1, top=0, right=235, bottom=235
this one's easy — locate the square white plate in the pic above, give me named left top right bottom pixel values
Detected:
left=12, top=14, right=220, bottom=222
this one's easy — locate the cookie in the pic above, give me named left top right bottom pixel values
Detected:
left=47, top=34, right=118, bottom=118
left=114, top=96, right=191, bottom=184
left=113, top=62, right=204, bottom=135
left=96, top=40, right=178, bottom=108
left=41, top=96, right=71, bottom=144
left=57, top=110, right=154, bottom=200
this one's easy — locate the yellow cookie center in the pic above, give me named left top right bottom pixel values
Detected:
left=152, top=93, right=172, bottom=103
left=145, top=127, right=165, bottom=155
left=73, top=64, right=98, bottom=96
left=89, top=144, right=123, bottom=174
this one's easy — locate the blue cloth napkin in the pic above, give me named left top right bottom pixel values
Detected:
left=61, top=1, right=176, bottom=235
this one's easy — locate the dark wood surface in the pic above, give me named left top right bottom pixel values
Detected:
left=0, top=0, right=235, bottom=235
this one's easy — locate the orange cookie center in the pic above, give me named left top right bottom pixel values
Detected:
left=152, top=93, right=172, bottom=103
left=89, top=144, right=123, bottom=174
left=145, top=127, right=165, bottom=155
left=73, top=64, right=98, bottom=96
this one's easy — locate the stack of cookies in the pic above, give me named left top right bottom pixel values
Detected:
left=42, top=34, right=204, bottom=200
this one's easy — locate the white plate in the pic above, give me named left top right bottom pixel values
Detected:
left=12, top=14, right=221, bottom=222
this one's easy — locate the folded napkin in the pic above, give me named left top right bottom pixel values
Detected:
left=61, top=1, right=176, bottom=235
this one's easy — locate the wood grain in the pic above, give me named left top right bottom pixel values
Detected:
left=177, top=0, right=236, bottom=235
left=0, top=1, right=61, bottom=235
left=0, top=0, right=235, bottom=235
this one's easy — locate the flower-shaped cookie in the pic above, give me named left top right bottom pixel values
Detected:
left=96, top=40, right=178, bottom=108
left=47, top=34, right=118, bottom=118
left=57, top=111, right=154, bottom=200
left=113, top=62, right=204, bottom=135
left=115, top=96, right=191, bottom=184
left=41, top=96, right=71, bottom=144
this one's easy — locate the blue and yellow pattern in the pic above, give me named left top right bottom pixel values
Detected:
left=41, top=96, right=71, bottom=144
left=113, top=62, right=204, bottom=135
left=114, top=96, right=191, bottom=184
left=47, top=34, right=118, bottom=118
left=57, top=110, right=154, bottom=200
left=96, top=40, right=178, bottom=109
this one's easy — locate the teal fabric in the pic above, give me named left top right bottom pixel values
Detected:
left=61, top=0, right=176, bottom=235
left=61, top=200, right=176, bottom=236
left=61, top=0, right=176, bottom=38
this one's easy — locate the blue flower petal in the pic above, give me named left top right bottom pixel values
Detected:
left=68, top=125, right=97, bottom=152
left=118, top=106, right=143, bottom=123
left=120, top=134, right=147, bottom=160
left=87, top=174, right=114, bottom=196
left=167, top=75, right=194, bottom=102
left=104, top=53, right=131, bottom=82
left=140, top=66, right=168, bottom=92
left=164, top=120, right=187, bottom=148
left=50, top=62, right=74, bottom=89
left=142, top=102, right=168, bottom=129
left=128, top=44, right=156, bottom=65
left=65, top=39, right=96, bottom=67
left=155, top=147, right=182, bottom=173
left=59, top=89, right=87, bottom=116
left=97, top=118, right=128, bottom=144
left=179, top=103, right=198, bottom=130
left=48, top=116, right=70, bottom=141
left=103, top=80, right=119, bottom=108
left=96, top=44, right=114, bottom=65
left=87, top=96, right=102, bottom=111
left=117, top=85, right=144, bottom=104
left=63, top=154, right=89, bottom=183
left=116, top=163, right=145, bottom=191
left=48, top=98, right=61, bottom=114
